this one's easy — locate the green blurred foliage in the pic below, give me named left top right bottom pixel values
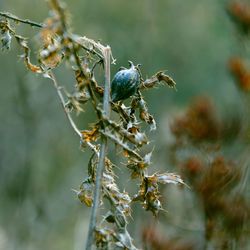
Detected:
left=0, top=0, right=248, bottom=249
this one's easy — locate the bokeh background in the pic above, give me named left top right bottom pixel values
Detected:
left=0, top=0, right=249, bottom=249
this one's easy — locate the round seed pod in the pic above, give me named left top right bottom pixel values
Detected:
left=111, top=61, right=140, bottom=102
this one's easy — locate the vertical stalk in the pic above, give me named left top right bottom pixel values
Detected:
left=86, top=46, right=111, bottom=250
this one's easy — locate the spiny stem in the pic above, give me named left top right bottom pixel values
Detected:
left=49, top=71, right=81, bottom=137
left=49, top=71, right=99, bottom=157
left=0, top=11, right=44, bottom=28
left=86, top=46, right=111, bottom=250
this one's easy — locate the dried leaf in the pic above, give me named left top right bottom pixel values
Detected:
left=77, top=179, right=94, bottom=207
left=82, top=124, right=100, bottom=143
left=15, top=36, right=42, bottom=73
left=140, top=71, right=176, bottom=90
left=156, top=71, right=176, bottom=89
left=147, top=172, right=185, bottom=185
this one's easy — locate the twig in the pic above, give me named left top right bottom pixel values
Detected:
left=48, top=70, right=99, bottom=157
left=49, top=71, right=81, bottom=137
left=0, top=11, right=44, bottom=28
left=68, top=34, right=104, bottom=61
left=139, top=71, right=177, bottom=90
left=0, top=10, right=106, bottom=61
left=71, top=44, right=102, bottom=122
left=99, top=130, right=143, bottom=161
left=86, top=46, right=111, bottom=250
left=90, top=59, right=103, bottom=75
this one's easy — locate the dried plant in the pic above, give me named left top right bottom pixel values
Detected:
left=229, top=56, right=250, bottom=92
left=0, top=0, right=184, bottom=249
left=157, top=8, right=250, bottom=244
left=228, top=0, right=250, bottom=139
left=227, top=0, right=250, bottom=35
left=169, top=96, right=249, bottom=249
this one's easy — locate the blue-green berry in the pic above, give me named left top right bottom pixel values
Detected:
left=111, top=61, right=140, bottom=102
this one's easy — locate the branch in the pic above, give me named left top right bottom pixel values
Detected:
left=86, top=46, right=111, bottom=250
left=0, top=10, right=110, bottom=61
left=139, top=71, right=177, bottom=90
left=48, top=71, right=99, bottom=157
left=99, top=130, right=143, bottom=161
left=70, top=35, right=104, bottom=61
left=0, top=11, right=44, bottom=28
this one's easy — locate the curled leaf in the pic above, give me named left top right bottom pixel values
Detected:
left=15, top=35, right=42, bottom=73
left=140, top=71, right=176, bottom=90
left=82, top=124, right=100, bottom=143
left=77, top=179, right=94, bottom=207
left=147, top=172, right=185, bottom=185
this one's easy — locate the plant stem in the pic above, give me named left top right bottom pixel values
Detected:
left=49, top=71, right=99, bottom=157
left=0, top=11, right=44, bottom=28
left=86, top=46, right=111, bottom=250
left=49, top=71, right=81, bottom=137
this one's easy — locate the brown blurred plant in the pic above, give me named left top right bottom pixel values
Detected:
left=227, top=1, right=250, bottom=35
left=169, top=96, right=249, bottom=248
left=229, top=56, right=250, bottom=92
left=142, top=223, right=196, bottom=250
left=171, top=96, right=221, bottom=143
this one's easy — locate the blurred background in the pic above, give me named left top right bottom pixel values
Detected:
left=0, top=0, right=249, bottom=249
